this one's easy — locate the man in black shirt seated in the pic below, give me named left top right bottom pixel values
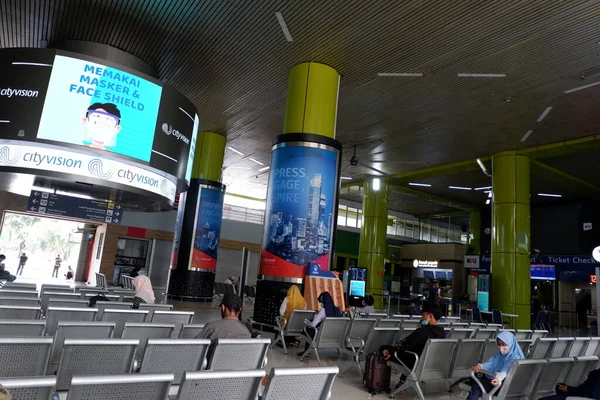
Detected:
left=379, top=303, right=446, bottom=388
left=0, top=255, right=16, bottom=282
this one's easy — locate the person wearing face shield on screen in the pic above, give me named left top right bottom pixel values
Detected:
left=378, top=303, right=446, bottom=390
left=82, top=103, right=121, bottom=151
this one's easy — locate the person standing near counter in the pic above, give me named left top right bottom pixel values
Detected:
left=428, top=280, right=440, bottom=305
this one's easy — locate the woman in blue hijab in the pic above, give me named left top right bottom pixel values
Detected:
left=467, top=331, right=525, bottom=400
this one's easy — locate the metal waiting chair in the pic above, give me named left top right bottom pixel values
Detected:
left=45, top=307, right=98, bottom=337
left=339, top=318, right=377, bottom=377
left=2, top=282, right=37, bottom=290
left=492, top=309, right=509, bottom=328
left=518, top=339, right=533, bottom=356
left=471, top=307, right=484, bottom=323
left=139, top=338, right=211, bottom=384
left=41, top=292, right=81, bottom=314
left=83, top=293, right=121, bottom=304
left=150, top=310, right=194, bottom=337
left=0, top=320, right=45, bottom=337
left=262, top=366, right=339, bottom=400
left=49, top=322, right=116, bottom=372
left=0, top=337, right=53, bottom=377
left=272, top=309, right=316, bottom=355
left=68, top=373, right=172, bottom=400
left=397, top=327, right=417, bottom=342
left=448, top=339, right=487, bottom=392
left=301, top=317, right=351, bottom=364
left=95, top=272, right=108, bottom=290
left=95, top=301, right=133, bottom=321
left=0, top=377, right=57, bottom=400
left=471, top=358, right=546, bottom=400
left=212, top=281, right=225, bottom=305
left=565, top=356, right=600, bottom=387
left=531, top=330, right=549, bottom=341
left=583, top=337, right=600, bottom=357
left=567, top=337, right=591, bottom=357
left=533, top=311, right=546, bottom=330
left=0, top=289, right=38, bottom=298
left=528, top=338, right=557, bottom=359
left=364, top=327, right=401, bottom=355
left=48, top=299, right=89, bottom=309
left=446, top=328, right=474, bottom=339
left=122, top=323, right=175, bottom=360
left=122, top=276, right=135, bottom=290
left=102, top=309, right=149, bottom=337
left=55, top=339, right=138, bottom=391
left=0, top=296, right=40, bottom=307
left=0, top=305, right=41, bottom=320
left=177, top=370, right=264, bottom=400
left=179, top=324, right=206, bottom=338
left=483, top=338, right=500, bottom=361
left=472, top=328, right=498, bottom=339
left=138, top=303, right=174, bottom=321
left=532, top=357, right=574, bottom=398
left=206, top=338, right=270, bottom=371
left=376, top=319, right=403, bottom=328
left=550, top=337, right=575, bottom=358
left=515, top=329, right=533, bottom=340
left=391, top=339, right=458, bottom=400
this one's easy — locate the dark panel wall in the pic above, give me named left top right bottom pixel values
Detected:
left=531, top=203, right=580, bottom=255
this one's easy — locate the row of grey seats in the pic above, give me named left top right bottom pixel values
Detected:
left=0, top=306, right=194, bottom=337
left=388, top=337, right=600, bottom=400
left=0, top=366, right=339, bottom=400
left=1, top=336, right=271, bottom=391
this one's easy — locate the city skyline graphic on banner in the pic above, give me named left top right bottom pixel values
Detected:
left=263, top=146, right=337, bottom=268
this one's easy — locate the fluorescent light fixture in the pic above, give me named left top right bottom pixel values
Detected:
left=227, top=146, right=244, bottom=156
left=258, top=166, right=270, bottom=172
left=536, top=106, right=553, bottom=122
left=538, top=193, right=562, bottom=198
left=409, top=182, right=432, bottom=187
left=373, top=178, right=381, bottom=191
left=56, top=190, right=93, bottom=200
left=227, top=166, right=252, bottom=170
left=485, top=199, right=491, bottom=205
left=488, top=192, right=493, bottom=198
left=457, top=73, right=506, bottom=78
left=249, top=158, right=264, bottom=166
left=275, top=12, right=293, bottom=42
left=31, top=186, right=53, bottom=193
left=521, top=129, right=533, bottom=142
left=475, top=186, right=492, bottom=191
left=377, top=72, right=424, bottom=77
left=564, top=80, right=600, bottom=94
left=476, top=158, right=491, bottom=177
left=341, top=176, right=353, bottom=180
left=448, top=186, right=472, bottom=191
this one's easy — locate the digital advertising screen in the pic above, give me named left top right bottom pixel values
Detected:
left=530, top=264, right=556, bottom=281
left=0, top=48, right=198, bottom=195
left=349, top=280, right=366, bottom=297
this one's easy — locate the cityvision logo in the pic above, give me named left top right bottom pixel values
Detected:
left=0, top=146, right=20, bottom=166
left=88, top=158, right=115, bottom=180
left=162, top=123, right=190, bottom=145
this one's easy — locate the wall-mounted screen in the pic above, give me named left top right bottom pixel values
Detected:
left=531, top=264, right=556, bottom=281
left=349, top=280, right=366, bottom=297
left=435, top=271, right=447, bottom=280
left=423, top=270, right=435, bottom=279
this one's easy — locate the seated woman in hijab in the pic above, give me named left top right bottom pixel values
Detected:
left=279, top=285, right=307, bottom=346
left=468, top=331, right=524, bottom=400
left=298, top=291, right=342, bottom=357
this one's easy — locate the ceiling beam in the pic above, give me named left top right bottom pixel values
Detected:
left=416, top=210, right=472, bottom=219
left=393, top=185, right=475, bottom=212
left=519, top=134, right=600, bottom=160
left=530, top=160, right=600, bottom=200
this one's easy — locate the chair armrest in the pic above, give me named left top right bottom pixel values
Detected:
left=303, top=325, right=318, bottom=347
left=394, top=350, right=419, bottom=374
left=346, top=336, right=365, bottom=353
left=275, top=316, right=287, bottom=332
left=470, top=370, right=502, bottom=396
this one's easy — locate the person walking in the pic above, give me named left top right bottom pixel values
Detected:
left=52, top=254, right=62, bottom=278
left=16, top=253, right=27, bottom=276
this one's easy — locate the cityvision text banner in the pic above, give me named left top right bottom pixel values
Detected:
left=191, top=186, right=224, bottom=270
left=259, top=145, right=338, bottom=279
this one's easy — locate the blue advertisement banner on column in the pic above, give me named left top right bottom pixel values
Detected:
left=191, top=186, right=224, bottom=270
left=170, top=193, right=186, bottom=268
left=259, top=145, right=339, bottom=279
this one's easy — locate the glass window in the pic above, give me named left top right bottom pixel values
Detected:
left=396, top=220, right=405, bottom=237
left=357, top=210, right=362, bottom=228
left=347, top=207, right=357, bottom=228
left=337, top=205, right=347, bottom=226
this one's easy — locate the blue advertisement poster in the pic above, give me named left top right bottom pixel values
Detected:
left=37, top=55, right=162, bottom=162
left=191, top=187, right=224, bottom=270
left=259, top=145, right=339, bottom=279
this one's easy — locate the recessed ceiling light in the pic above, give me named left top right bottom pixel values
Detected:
left=258, top=166, right=270, bottom=172
left=341, top=176, right=353, bottom=180
left=227, top=147, right=244, bottom=156
left=521, top=130, right=533, bottom=142
left=448, top=186, right=472, bottom=191
left=503, top=96, right=514, bottom=102
left=476, top=158, right=491, bottom=177
left=485, top=199, right=491, bottom=205
left=474, top=186, right=492, bottom=191
left=457, top=73, right=506, bottom=78
left=536, top=106, right=553, bottom=122
left=564, top=80, right=600, bottom=94
left=409, top=183, right=432, bottom=187
left=488, top=192, right=493, bottom=198
left=275, top=12, right=293, bottom=42
left=538, top=193, right=562, bottom=198
left=377, top=73, right=424, bottom=77
left=249, top=158, right=264, bottom=166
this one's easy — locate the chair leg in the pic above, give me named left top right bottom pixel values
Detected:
left=413, top=381, right=426, bottom=400
left=281, top=335, right=288, bottom=355
left=314, top=348, right=322, bottom=365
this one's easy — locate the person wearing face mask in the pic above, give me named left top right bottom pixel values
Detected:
left=468, top=331, right=524, bottom=400
left=379, top=303, right=446, bottom=389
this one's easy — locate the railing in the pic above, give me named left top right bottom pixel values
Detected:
left=221, top=203, right=467, bottom=244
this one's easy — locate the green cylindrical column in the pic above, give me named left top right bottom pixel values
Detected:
left=470, top=210, right=481, bottom=255
left=358, top=178, right=389, bottom=308
left=492, top=151, right=530, bottom=329
left=191, top=131, right=226, bottom=181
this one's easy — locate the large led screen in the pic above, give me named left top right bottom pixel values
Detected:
left=37, top=55, right=161, bottom=162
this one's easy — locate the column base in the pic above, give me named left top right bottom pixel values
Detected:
left=167, top=269, right=215, bottom=300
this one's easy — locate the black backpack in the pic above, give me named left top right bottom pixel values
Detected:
left=88, top=293, right=110, bottom=307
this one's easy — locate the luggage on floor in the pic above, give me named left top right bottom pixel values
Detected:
left=363, top=352, right=391, bottom=395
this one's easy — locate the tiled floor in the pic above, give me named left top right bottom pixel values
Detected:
left=190, top=306, right=468, bottom=400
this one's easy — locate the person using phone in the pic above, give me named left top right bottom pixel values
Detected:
left=539, top=368, right=600, bottom=399
left=298, top=291, right=341, bottom=357
left=467, top=331, right=524, bottom=400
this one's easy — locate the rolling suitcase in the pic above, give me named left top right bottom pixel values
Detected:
left=363, top=352, right=391, bottom=395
